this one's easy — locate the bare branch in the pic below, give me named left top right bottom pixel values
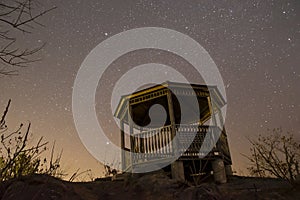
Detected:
left=245, top=129, right=300, bottom=185
left=0, top=101, right=65, bottom=181
left=0, top=99, right=11, bottom=130
left=0, top=0, right=56, bottom=76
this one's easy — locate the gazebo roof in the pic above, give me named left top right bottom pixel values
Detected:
left=114, top=81, right=226, bottom=126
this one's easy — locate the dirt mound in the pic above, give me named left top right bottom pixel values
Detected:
left=0, top=174, right=80, bottom=200
left=0, top=173, right=299, bottom=200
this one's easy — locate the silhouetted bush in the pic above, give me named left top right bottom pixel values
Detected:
left=244, top=128, right=300, bottom=184
left=0, top=100, right=64, bottom=181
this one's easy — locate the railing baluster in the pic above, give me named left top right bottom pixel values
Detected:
left=144, top=133, right=147, bottom=155
left=168, top=126, right=171, bottom=155
left=154, top=130, right=156, bottom=155
left=152, top=131, right=155, bottom=156
left=164, top=128, right=166, bottom=155
left=156, top=130, right=159, bottom=156
left=137, top=136, right=140, bottom=161
left=158, top=129, right=161, bottom=155
left=154, top=130, right=157, bottom=156
left=148, top=131, right=151, bottom=156
left=156, top=129, right=159, bottom=155
left=135, top=136, right=138, bottom=162
left=150, top=131, right=153, bottom=157
left=161, top=128, right=164, bottom=154
left=164, top=127, right=166, bottom=154
left=147, top=132, right=150, bottom=159
left=165, top=127, right=168, bottom=155
left=142, top=133, right=145, bottom=160
left=157, top=129, right=160, bottom=155
left=146, top=132, right=149, bottom=158
left=159, top=129, right=163, bottom=155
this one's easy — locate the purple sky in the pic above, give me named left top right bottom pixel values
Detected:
left=1, top=0, right=299, bottom=178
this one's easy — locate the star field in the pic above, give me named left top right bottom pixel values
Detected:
left=0, top=0, right=299, bottom=177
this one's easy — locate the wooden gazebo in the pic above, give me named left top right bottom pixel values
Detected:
left=114, top=81, right=232, bottom=183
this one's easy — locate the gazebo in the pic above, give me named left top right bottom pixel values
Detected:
left=114, top=81, right=232, bottom=183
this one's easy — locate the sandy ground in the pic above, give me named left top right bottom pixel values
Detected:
left=0, top=173, right=299, bottom=200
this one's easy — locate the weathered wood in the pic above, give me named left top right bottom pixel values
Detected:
left=167, top=90, right=177, bottom=156
left=128, top=105, right=134, bottom=167
left=120, top=121, right=125, bottom=170
left=212, top=158, right=227, bottom=184
left=172, top=160, right=185, bottom=182
left=207, top=96, right=217, bottom=148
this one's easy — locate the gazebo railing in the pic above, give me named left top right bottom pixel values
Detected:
left=124, top=124, right=229, bottom=167
left=131, top=125, right=174, bottom=163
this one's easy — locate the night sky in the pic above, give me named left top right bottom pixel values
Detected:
left=1, top=0, right=299, bottom=178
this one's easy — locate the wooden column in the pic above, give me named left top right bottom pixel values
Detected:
left=128, top=103, right=134, bottom=171
left=207, top=96, right=217, bottom=148
left=207, top=96, right=217, bottom=127
left=167, top=89, right=184, bottom=181
left=217, top=107, right=224, bottom=130
left=212, top=158, right=227, bottom=184
left=171, top=160, right=185, bottom=182
left=120, top=120, right=126, bottom=170
left=216, top=106, right=232, bottom=166
left=167, top=90, right=177, bottom=155
left=216, top=106, right=229, bottom=145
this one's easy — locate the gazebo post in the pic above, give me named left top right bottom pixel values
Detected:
left=207, top=96, right=217, bottom=126
left=167, top=89, right=185, bottom=182
left=207, top=96, right=217, bottom=147
left=127, top=104, right=134, bottom=172
left=166, top=90, right=176, bottom=152
left=216, top=106, right=233, bottom=176
left=120, top=120, right=125, bottom=171
left=208, top=96, right=227, bottom=183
